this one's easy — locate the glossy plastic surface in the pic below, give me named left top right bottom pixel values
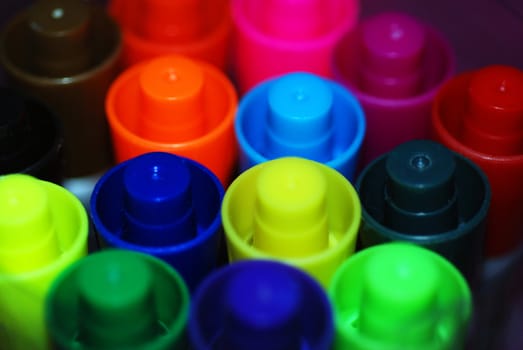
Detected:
left=221, top=157, right=361, bottom=287
left=235, top=72, right=366, bottom=181
left=0, top=174, right=88, bottom=350
left=329, top=243, right=472, bottom=350
left=106, top=54, right=238, bottom=186
left=357, top=140, right=490, bottom=285
left=109, top=0, right=231, bottom=71
left=432, top=65, right=523, bottom=256
left=333, top=12, right=454, bottom=167
left=232, top=0, right=359, bottom=93
left=46, top=250, right=190, bottom=349
left=90, top=152, right=224, bottom=291
left=189, top=260, right=333, bottom=350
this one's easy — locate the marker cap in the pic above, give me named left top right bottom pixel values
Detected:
left=189, top=260, right=333, bottom=350
left=106, top=54, right=238, bottom=186
left=333, top=12, right=454, bottom=167
left=235, top=72, right=365, bottom=181
left=357, top=140, right=490, bottom=285
left=91, top=152, right=224, bottom=290
left=108, top=0, right=231, bottom=70
left=46, top=250, right=190, bottom=349
left=0, top=173, right=87, bottom=349
left=329, top=243, right=472, bottom=350
left=232, top=0, right=359, bottom=92
left=222, top=157, right=361, bottom=287
left=0, top=88, right=63, bottom=183
left=0, top=0, right=122, bottom=177
left=432, top=65, right=523, bottom=256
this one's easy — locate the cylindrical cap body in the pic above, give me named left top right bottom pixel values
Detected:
left=356, top=140, right=490, bottom=285
left=232, top=0, right=359, bottom=93
left=0, top=174, right=88, bottom=350
left=90, top=152, right=224, bottom=291
left=46, top=250, right=190, bottom=349
left=235, top=72, right=365, bottom=181
left=189, top=260, right=333, bottom=350
left=0, top=88, right=63, bottom=183
left=329, top=243, right=472, bottom=350
left=0, top=0, right=122, bottom=178
left=333, top=12, right=454, bottom=167
left=432, top=65, right=523, bottom=256
left=106, top=54, right=238, bottom=186
left=109, top=0, right=231, bottom=71
left=221, top=157, right=361, bottom=287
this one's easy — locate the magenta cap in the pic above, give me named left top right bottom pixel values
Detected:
left=232, top=0, right=359, bottom=93
left=333, top=12, right=455, bottom=167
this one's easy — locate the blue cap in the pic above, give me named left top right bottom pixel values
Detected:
left=188, top=260, right=334, bottom=350
left=235, top=72, right=366, bottom=181
left=90, top=152, right=224, bottom=291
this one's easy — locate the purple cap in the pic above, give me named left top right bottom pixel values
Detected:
left=188, top=260, right=333, bottom=350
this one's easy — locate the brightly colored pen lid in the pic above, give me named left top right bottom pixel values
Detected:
left=46, top=249, right=190, bottom=350
left=0, top=174, right=88, bottom=349
left=356, top=140, right=490, bottom=285
left=0, top=88, right=63, bottom=183
left=235, top=72, right=366, bottom=181
left=221, top=157, right=361, bottom=287
left=0, top=0, right=121, bottom=178
left=329, top=243, right=472, bottom=350
left=91, top=152, right=224, bottom=291
left=432, top=65, right=523, bottom=257
left=109, top=0, right=231, bottom=71
left=189, top=260, right=333, bottom=350
left=106, top=54, right=238, bottom=186
left=333, top=12, right=454, bottom=167
left=232, top=0, right=359, bottom=93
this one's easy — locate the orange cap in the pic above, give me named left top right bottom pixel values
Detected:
left=106, top=54, right=238, bottom=186
left=109, top=0, right=231, bottom=71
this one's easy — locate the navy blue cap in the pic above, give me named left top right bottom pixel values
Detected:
left=90, top=152, right=224, bottom=291
left=235, top=72, right=366, bottom=181
left=0, top=87, right=63, bottom=183
left=188, top=260, right=334, bottom=350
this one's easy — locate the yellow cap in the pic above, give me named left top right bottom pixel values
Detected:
left=0, top=174, right=61, bottom=273
left=253, top=158, right=329, bottom=257
left=222, top=157, right=361, bottom=287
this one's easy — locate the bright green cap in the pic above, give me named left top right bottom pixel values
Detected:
left=329, top=243, right=472, bottom=350
left=0, top=174, right=61, bottom=273
left=46, top=250, right=190, bottom=349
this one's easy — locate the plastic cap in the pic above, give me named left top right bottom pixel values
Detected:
left=255, top=0, right=326, bottom=40
left=223, top=266, right=303, bottom=350
left=26, top=0, right=92, bottom=76
left=136, top=0, right=205, bottom=43
left=360, top=13, right=426, bottom=98
left=122, top=152, right=196, bottom=246
left=138, top=55, right=206, bottom=142
left=77, top=252, right=158, bottom=346
left=0, top=174, right=61, bottom=273
left=384, top=140, right=458, bottom=234
left=329, top=243, right=472, bottom=350
left=47, top=250, right=190, bottom=349
left=253, top=158, right=329, bottom=257
left=359, top=246, right=440, bottom=343
left=189, top=260, right=333, bottom=350
left=266, top=72, right=334, bottom=161
left=462, top=65, right=523, bottom=155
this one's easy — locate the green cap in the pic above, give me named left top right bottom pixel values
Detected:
left=329, top=243, right=472, bottom=350
left=46, top=249, right=190, bottom=349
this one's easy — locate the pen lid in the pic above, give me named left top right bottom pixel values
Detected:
left=46, top=249, right=190, bottom=349
left=329, top=242, right=472, bottom=350
left=189, top=260, right=333, bottom=350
